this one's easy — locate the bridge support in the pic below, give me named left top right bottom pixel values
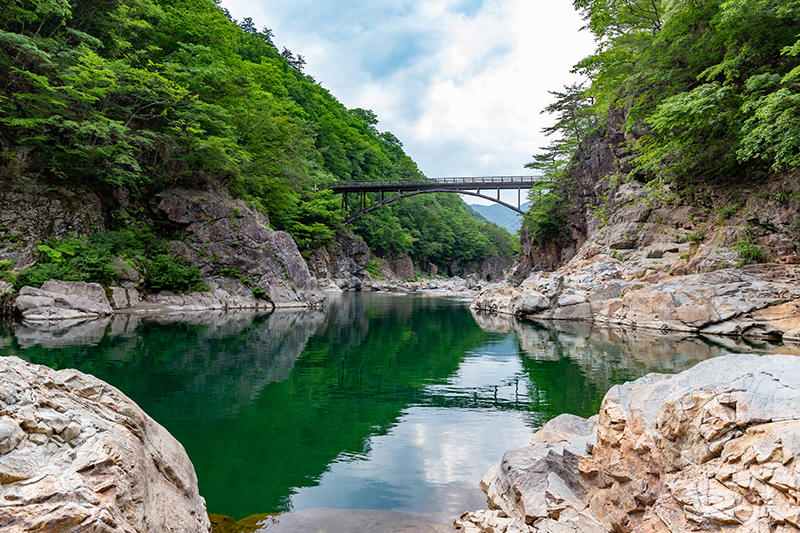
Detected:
left=330, top=176, right=541, bottom=224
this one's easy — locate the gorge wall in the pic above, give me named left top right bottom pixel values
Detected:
left=478, top=108, right=800, bottom=342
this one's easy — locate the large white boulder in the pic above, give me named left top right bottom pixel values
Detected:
left=0, top=356, right=211, bottom=532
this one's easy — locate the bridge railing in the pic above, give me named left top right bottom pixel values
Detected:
left=430, top=176, right=542, bottom=185
left=329, top=175, right=542, bottom=190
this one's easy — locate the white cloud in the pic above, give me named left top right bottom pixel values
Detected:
left=221, top=0, right=594, bottom=204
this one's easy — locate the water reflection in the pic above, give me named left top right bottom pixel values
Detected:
left=0, top=294, right=794, bottom=529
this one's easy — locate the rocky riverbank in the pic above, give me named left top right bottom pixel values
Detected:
left=0, top=356, right=210, bottom=532
left=474, top=263, right=800, bottom=342
left=474, top=169, right=800, bottom=342
left=456, top=353, right=800, bottom=533
left=364, top=276, right=486, bottom=298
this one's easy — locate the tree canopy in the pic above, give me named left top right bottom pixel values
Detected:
left=524, top=0, right=800, bottom=241
left=0, top=0, right=516, bottom=270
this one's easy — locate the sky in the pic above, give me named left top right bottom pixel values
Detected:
left=221, top=0, right=595, bottom=204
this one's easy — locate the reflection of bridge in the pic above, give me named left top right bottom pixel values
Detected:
left=328, top=176, right=543, bottom=223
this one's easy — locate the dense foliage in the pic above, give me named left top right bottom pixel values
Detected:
left=525, top=0, right=800, bottom=240
left=13, top=226, right=205, bottom=291
left=0, top=0, right=515, bottom=272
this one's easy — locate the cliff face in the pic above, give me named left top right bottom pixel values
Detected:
left=152, top=188, right=321, bottom=307
left=0, top=179, right=322, bottom=311
left=478, top=110, right=800, bottom=341
left=511, top=109, right=627, bottom=281
left=0, top=178, right=105, bottom=271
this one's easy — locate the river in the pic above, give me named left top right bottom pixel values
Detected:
left=0, top=293, right=790, bottom=531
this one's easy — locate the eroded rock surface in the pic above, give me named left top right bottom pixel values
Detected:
left=0, top=179, right=105, bottom=270
left=365, top=276, right=484, bottom=298
left=308, top=231, right=370, bottom=290
left=457, top=353, right=800, bottom=533
left=14, top=281, right=113, bottom=321
left=474, top=263, right=800, bottom=342
left=153, top=188, right=321, bottom=307
left=478, top=159, right=800, bottom=342
left=0, top=356, right=210, bottom=532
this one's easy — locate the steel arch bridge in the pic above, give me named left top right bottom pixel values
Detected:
left=328, top=176, right=542, bottom=223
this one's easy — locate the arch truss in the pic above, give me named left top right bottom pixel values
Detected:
left=328, top=176, right=542, bottom=224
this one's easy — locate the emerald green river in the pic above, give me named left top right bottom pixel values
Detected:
left=0, top=293, right=786, bottom=530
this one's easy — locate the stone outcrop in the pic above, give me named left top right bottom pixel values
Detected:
left=389, top=254, right=416, bottom=280
left=153, top=188, right=321, bottom=307
left=134, top=277, right=276, bottom=313
left=457, top=353, right=800, bottom=533
left=0, top=178, right=105, bottom=270
left=448, top=255, right=512, bottom=282
left=365, top=276, right=484, bottom=298
left=14, top=280, right=113, bottom=321
left=488, top=102, right=800, bottom=340
left=307, top=231, right=370, bottom=290
left=0, top=356, right=210, bottom=532
left=474, top=264, right=800, bottom=341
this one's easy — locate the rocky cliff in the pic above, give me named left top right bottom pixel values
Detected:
left=0, top=356, right=210, bottom=531
left=307, top=230, right=370, bottom=290
left=152, top=188, right=321, bottom=307
left=1, top=179, right=323, bottom=315
left=457, top=353, right=800, bottom=533
left=476, top=110, right=800, bottom=341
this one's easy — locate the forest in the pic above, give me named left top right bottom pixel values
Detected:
left=526, top=0, right=800, bottom=243
left=0, top=0, right=516, bottom=283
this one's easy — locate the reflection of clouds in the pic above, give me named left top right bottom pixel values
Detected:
left=290, top=347, right=536, bottom=514
left=413, top=409, right=532, bottom=487
left=291, top=407, right=533, bottom=513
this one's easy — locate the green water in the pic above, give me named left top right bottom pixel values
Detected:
left=0, top=293, right=786, bottom=523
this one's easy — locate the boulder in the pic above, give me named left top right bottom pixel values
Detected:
left=0, top=356, right=210, bottom=532
left=307, top=231, right=370, bottom=287
left=390, top=254, right=416, bottom=280
left=153, top=189, right=321, bottom=307
left=15, top=281, right=113, bottom=321
left=109, top=286, right=141, bottom=310
left=457, top=354, right=800, bottom=533
left=644, top=243, right=680, bottom=259
left=108, top=256, right=141, bottom=285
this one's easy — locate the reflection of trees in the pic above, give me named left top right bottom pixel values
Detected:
left=470, top=310, right=790, bottom=418
left=188, top=294, right=492, bottom=518
left=2, top=310, right=326, bottom=420
left=0, top=296, right=494, bottom=520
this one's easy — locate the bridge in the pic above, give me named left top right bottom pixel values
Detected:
left=328, top=176, right=544, bottom=223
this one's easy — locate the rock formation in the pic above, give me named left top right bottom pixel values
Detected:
left=153, top=188, right=321, bottom=307
left=457, top=353, right=800, bottom=533
left=0, top=178, right=105, bottom=270
left=474, top=263, right=800, bottom=341
left=307, top=230, right=370, bottom=290
left=14, top=280, right=113, bottom=321
left=0, top=356, right=210, bottom=532
left=480, top=105, right=800, bottom=341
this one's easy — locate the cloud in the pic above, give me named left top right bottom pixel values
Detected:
left=221, top=0, right=594, bottom=202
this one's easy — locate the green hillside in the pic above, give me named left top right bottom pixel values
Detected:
left=0, top=0, right=515, bottom=270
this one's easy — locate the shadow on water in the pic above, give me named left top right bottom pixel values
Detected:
left=1, top=295, right=795, bottom=532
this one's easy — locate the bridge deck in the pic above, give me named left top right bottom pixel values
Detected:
left=329, top=176, right=543, bottom=193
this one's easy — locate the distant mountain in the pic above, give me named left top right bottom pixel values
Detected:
left=469, top=202, right=531, bottom=234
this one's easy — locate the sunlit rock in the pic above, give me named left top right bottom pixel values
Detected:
left=457, top=353, right=800, bottom=533
left=0, top=356, right=210, bottom=532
